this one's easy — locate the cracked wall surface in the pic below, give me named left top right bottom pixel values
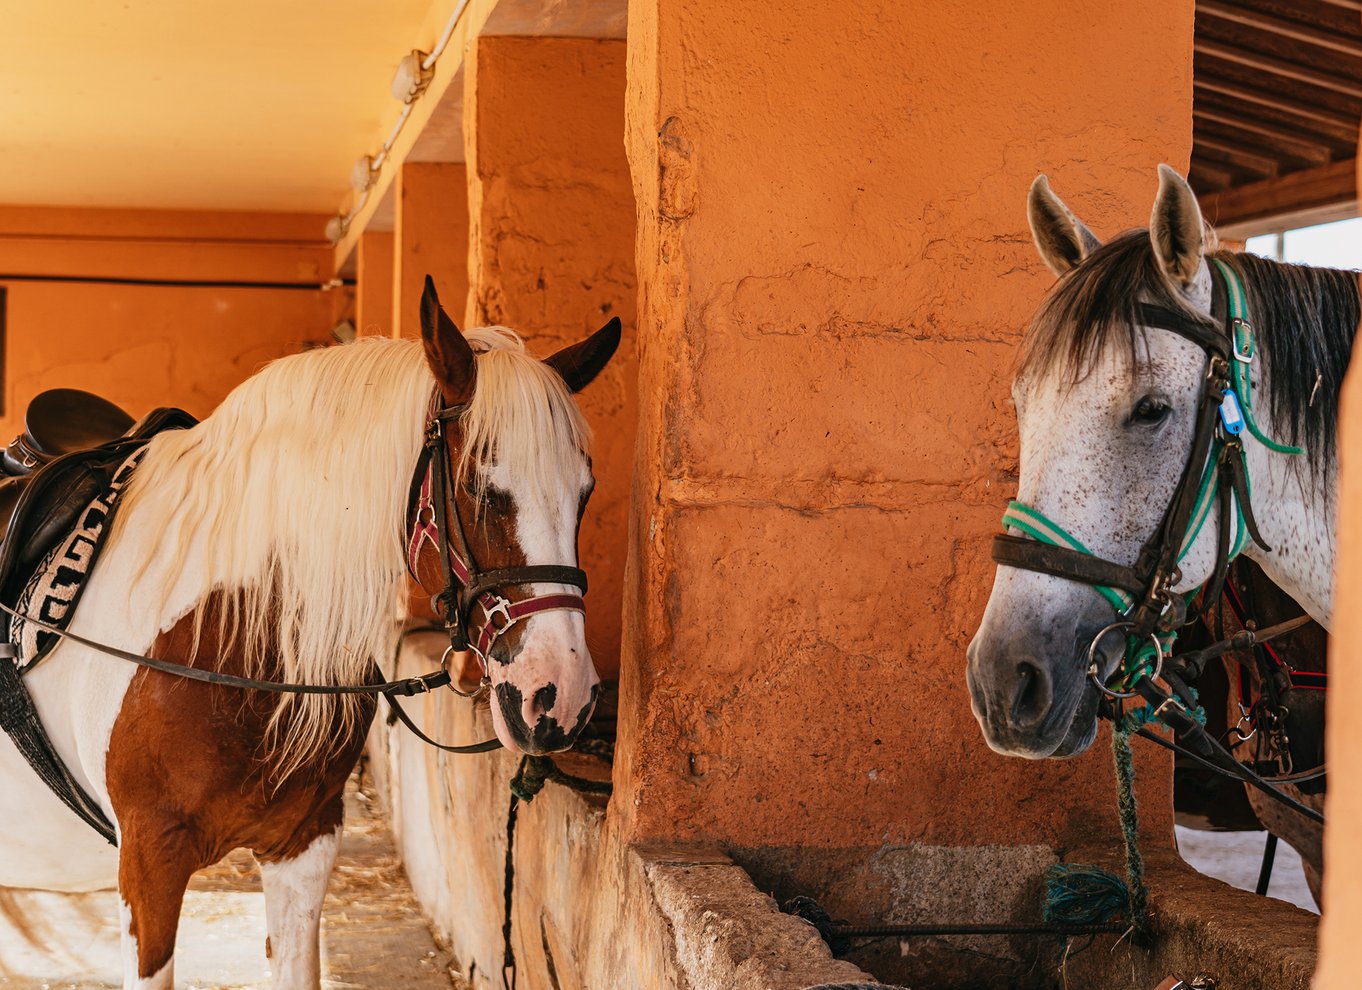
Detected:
left=617, top=0, right=1193, bottom=856
left=465, top=34, right=637, bottom=676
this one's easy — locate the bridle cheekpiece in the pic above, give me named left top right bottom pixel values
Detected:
left=407, top=390, right=588, bottom=689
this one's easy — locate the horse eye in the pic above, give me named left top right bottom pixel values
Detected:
left=1130, top=395, right=1170, bottom=426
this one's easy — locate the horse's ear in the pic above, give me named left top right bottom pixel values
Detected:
left=1149, top=164, right=1204, bottom=287
left=419, top=275, right=476, bottom=400
left=545, top=318, right=622, bottom=393
left=1027, top=174, right=1101, bottom=277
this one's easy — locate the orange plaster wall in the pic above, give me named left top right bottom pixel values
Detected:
left=617, top=0, right=1193, bottom=849
left=1311, top=126, right=1362, bottom=990
left=0, top=207, right=338, bottom=440
left=465, top=35, right=637, bottom=678
left=393, top=162, right=470, bottom=339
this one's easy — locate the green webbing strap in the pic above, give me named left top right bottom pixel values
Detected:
left=1001, top=501, right=1134, bottom=613
left=1211, top=258, right=1303, bottom=456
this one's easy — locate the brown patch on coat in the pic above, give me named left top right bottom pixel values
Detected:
left=105, top=593, right=373, bottom=978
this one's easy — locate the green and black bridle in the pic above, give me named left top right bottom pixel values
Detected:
left=988, top=259, right=1323, bottom=824
left=993, top=259, right=1298, bottom=697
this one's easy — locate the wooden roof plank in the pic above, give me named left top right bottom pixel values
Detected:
left=1193, top=109, right=1336, bottom=164
left=1200, top=0, right=1362, bottom=58
left=1195, top=136, right=1283, bottom=178
left=1198, top=158, right=1358, bottom=228
left=1196, top=38, right=1362, bottom=98
left=1194, top=77, right=1361, bottom=138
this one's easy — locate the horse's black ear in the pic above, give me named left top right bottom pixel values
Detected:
left=546, top=318, right=622, bottom=393
left=419, top=275, right=475, bottom=400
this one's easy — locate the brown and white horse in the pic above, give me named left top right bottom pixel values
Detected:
left=1, top=278, right=618, bottom=989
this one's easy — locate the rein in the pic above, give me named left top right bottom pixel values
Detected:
left=993, top=260, right=1324, bottom=824
left=1, top=387, right=599, bottom=760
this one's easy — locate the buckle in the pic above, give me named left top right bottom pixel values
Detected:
left=483, top=596, right=513, bottom=633
left=1231, top=318, right=1254, bottom=364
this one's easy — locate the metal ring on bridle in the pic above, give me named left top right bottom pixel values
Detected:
left=1086, top=620, right=1164, bottom=699
left=440, top=644, right=490, bottom=699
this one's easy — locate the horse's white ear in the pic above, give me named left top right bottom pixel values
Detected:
left=1149, top=164, right=1204, bottom=287
left=546, top=318, right=622, bottom=393
left=1027, top=174, right=1101, bottom=277
left=419, top=274, right=476, bottom=400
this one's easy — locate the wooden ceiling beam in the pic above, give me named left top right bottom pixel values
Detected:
left=1198, top=157, right=1358, bottom=229
left=1194, top=109, right=1335, bottom=164
left=1196, top=39, right=1362, bottom=98
left=1194, top=78, right=1360, bottom=139
left=1199, top=0, right=1362, bottom=58
left=1194, top=136, right=1283, bottom=178
left=1189, top=160, right=1240, bottom=192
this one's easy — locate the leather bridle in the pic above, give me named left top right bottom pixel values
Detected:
left=993, top=263, right=1275, bottom=677
left=987, top=261, right=1326, bottom=826
left=407, top=391, right=588, bottom=685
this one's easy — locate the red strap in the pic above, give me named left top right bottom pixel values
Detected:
left=473, top=593, right=585, bottom=657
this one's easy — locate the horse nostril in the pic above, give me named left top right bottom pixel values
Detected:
left=1010, top=661, right=1051, bottom=729
left=531, top=684, right=557, bottom=718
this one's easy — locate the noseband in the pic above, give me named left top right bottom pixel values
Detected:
left=407, top=391, right=588, bottom=679
left=993, top=259, right=1301, bottom=695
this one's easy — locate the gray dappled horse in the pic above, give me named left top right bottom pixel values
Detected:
left=968, top=165, right=1358, bottom=903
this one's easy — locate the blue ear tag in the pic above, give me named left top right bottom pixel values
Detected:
left=1219, top=389, right=1245, bottom=435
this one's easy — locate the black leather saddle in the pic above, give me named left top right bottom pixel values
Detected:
left=2, top=389, right=139, bottom=476
left=0, top=390, right=197, bottom=595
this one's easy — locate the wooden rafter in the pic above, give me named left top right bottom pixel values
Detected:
left=1198, top=158, right=1358, bottom=229
left=1199, top=0, right=1362, bottom=58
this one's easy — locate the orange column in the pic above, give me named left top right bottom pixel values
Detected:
left=463, top=35, right=637, bottom=677
left=391, top=162, right=469, bottom=339
left=1312, top=118, right=1362, bottom=990
left=618, top=0, right=1192, bottom=856
left=355, top=230, right=393, bottom=337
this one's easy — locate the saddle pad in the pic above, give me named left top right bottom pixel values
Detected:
left=8, top=447, right=147, bottom=670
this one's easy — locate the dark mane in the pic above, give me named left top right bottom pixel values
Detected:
left=1020, top=230, right=1361, bottom=472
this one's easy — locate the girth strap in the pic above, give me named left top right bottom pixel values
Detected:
left=0, top=657, right=116, bottom=844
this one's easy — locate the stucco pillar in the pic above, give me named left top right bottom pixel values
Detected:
left=391, top=162, right=469, bottom=339
left=463, top=35, right=637, bottom=677
left=1311, top=127, right=1362, bottom=990
left=619, top=0, right=1192, bottom=864
left=355, top=230, right=393, bottom=337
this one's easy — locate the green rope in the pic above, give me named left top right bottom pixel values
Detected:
left=1111, top=726, right=1151, bottom=943
left=1041, top=725, right=1154, bottom=944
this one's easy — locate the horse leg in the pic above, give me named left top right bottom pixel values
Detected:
left=258, top=828, right=341, bottom=990
left=117, top=825, right=200, bottom=990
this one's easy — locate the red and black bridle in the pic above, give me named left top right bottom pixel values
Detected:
left=406, top=391, right=588, bottom=678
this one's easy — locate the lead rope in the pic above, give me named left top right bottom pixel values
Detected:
left=1042, top=722, right=1151, bottom=944
left=501, top=754, right=612, bottom=989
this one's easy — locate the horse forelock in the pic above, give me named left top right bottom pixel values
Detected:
left=456, top=326, right=591, bottom=518
left=1019, top=229, right=1360, bottom=477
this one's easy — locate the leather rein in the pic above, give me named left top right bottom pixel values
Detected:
left=0, top=388, right=591, bottom=757
left=991, top=262, right=1325, bottom=824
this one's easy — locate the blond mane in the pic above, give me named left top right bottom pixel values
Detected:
left=111, top=329, right=588, bottom=780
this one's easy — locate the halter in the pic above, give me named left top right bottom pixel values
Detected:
left=407, top=390, right=588, bottom=683
left=993, top=259, right=1301, bottom=696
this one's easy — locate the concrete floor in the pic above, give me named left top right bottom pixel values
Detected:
left=1176, top=824, right=1318, bottom=914
left=0, top=781, right=462, bottom=990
